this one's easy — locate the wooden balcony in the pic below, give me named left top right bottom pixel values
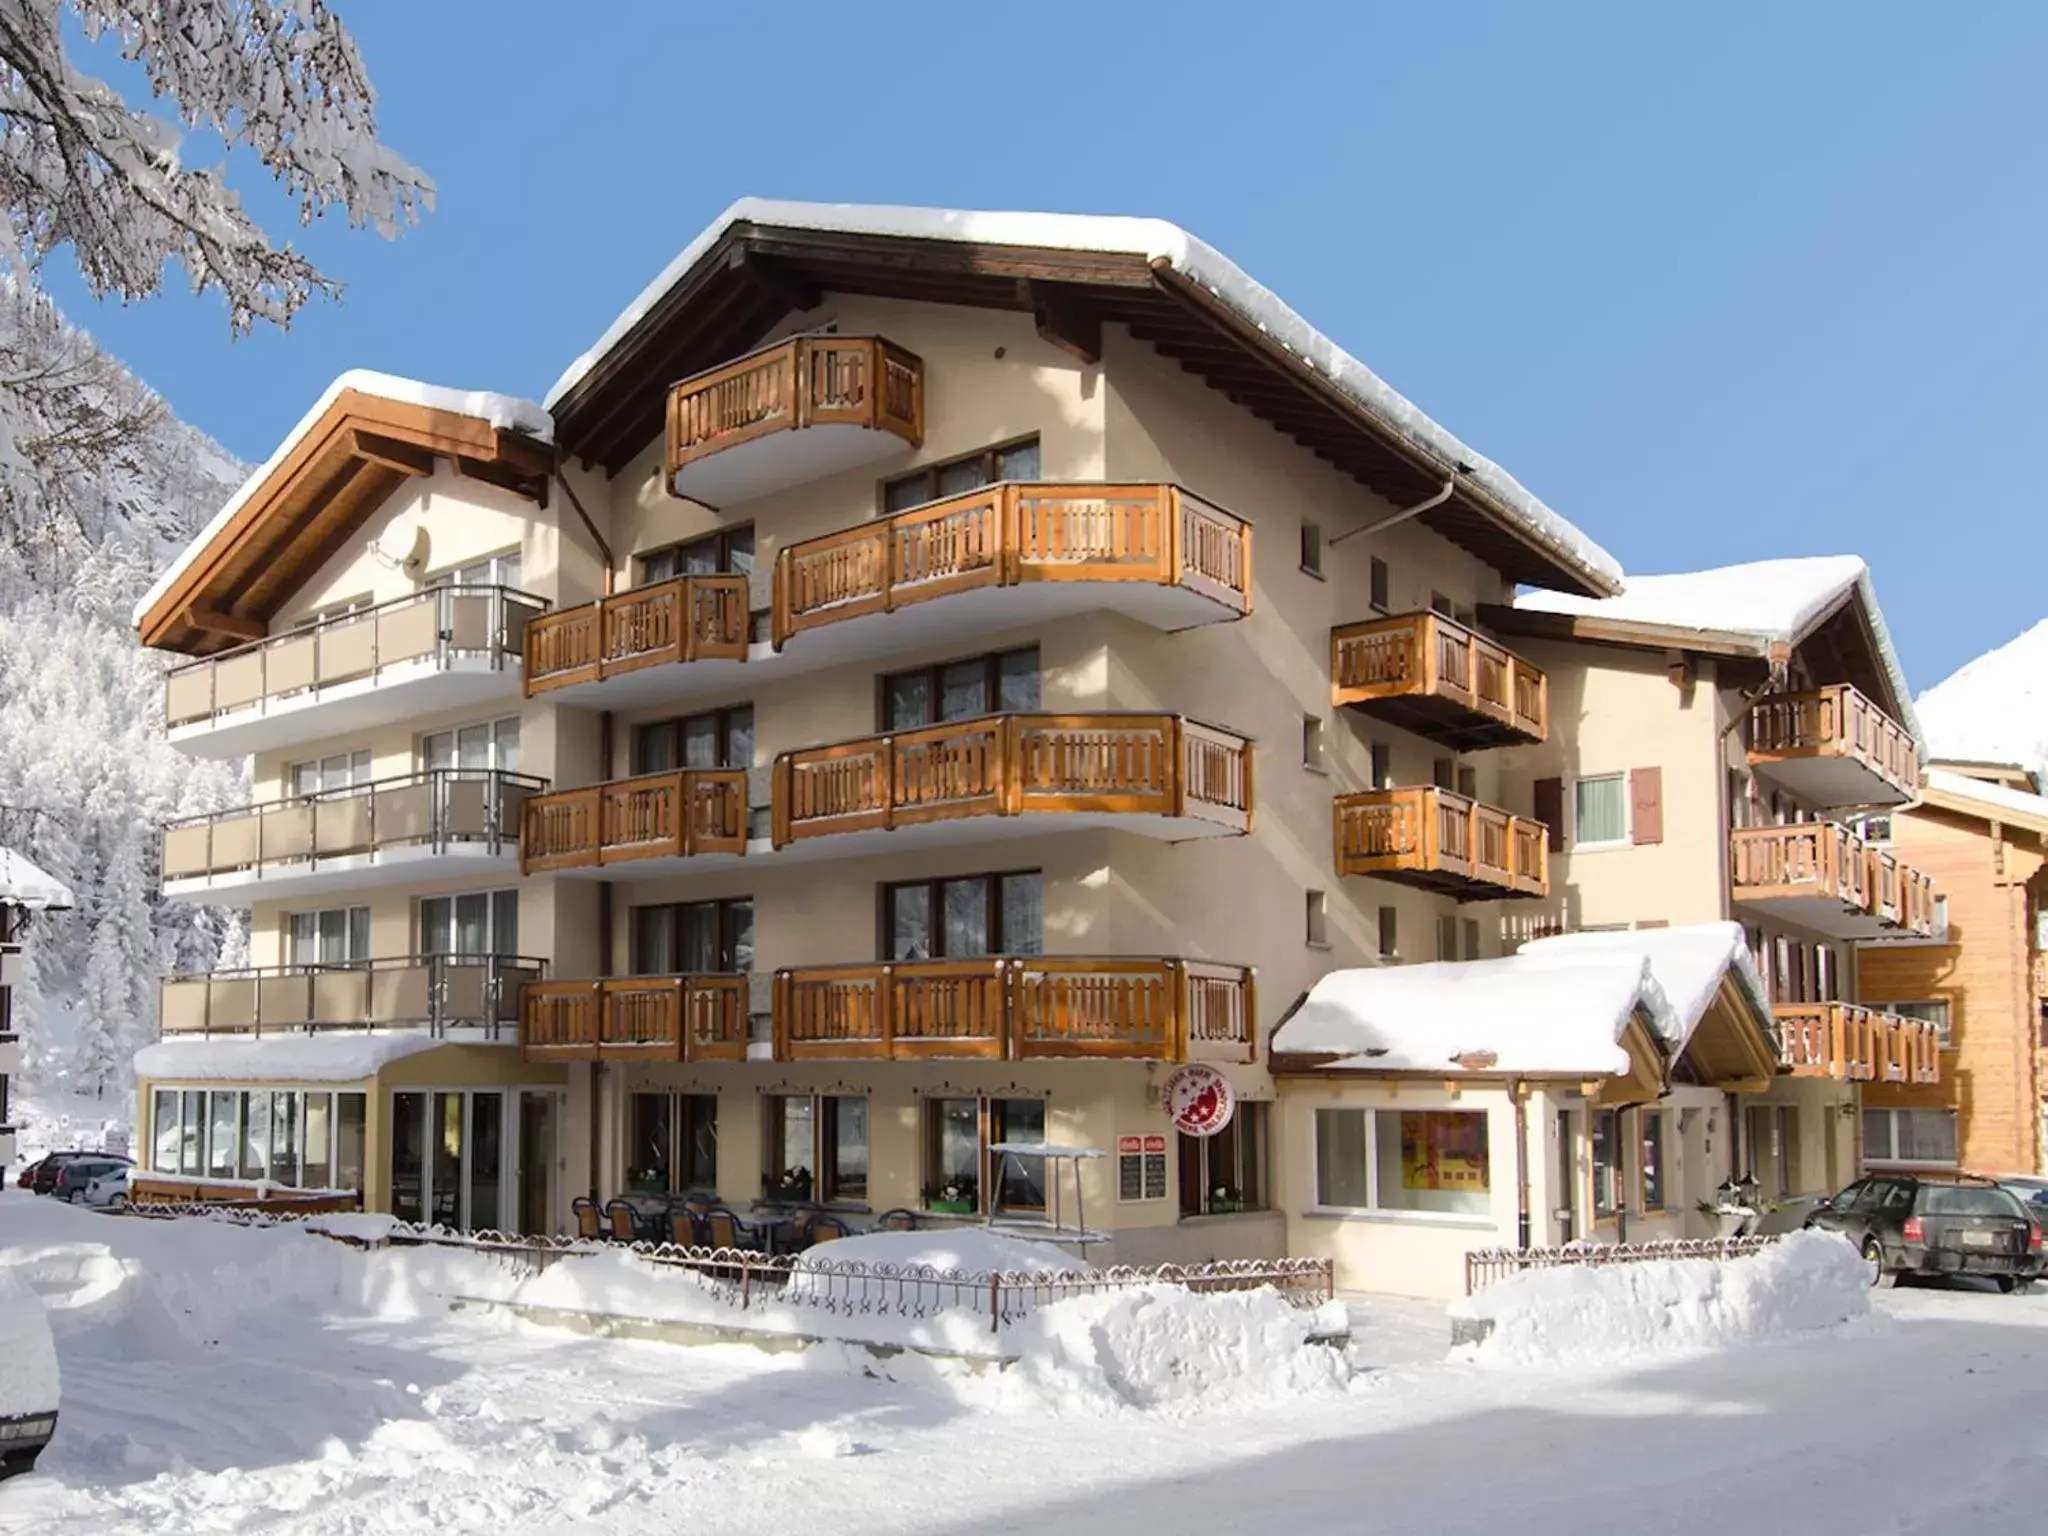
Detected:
left=773, top=957, right=1255, bottom=1064
left=773, top=482, right=1251, bottom=649
left=520, top=974, right=747, bottom=1064
left=1334, top=787, right=1548, bottom=901
left=772, top=713, right=1251, bottom=853
left=524, top=575, right=748, bottom=701
left=1331, top=612, right=1547, bottom=748
left=1729, top=822, right=1938, bottom=940
left=162, top=586, right=544, bottom=760
left=1777, top=1001, right=1941, bottom=1084
left=1747, top=683, right=1919, bottom=807
left=522, top=769, right=747, bottom=875
left=160, top=770, right=541, bottom=904
left=159, top=955, right=542, bottom=1039
left=665, top=335, right=923, bottom=505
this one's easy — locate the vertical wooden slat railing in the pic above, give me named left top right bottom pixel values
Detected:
left=1747, top=682, right=1919, bottom=800
left=1334, top=786, right=1549, bottom=897
left=521, top=974, right=745, bottom=1062
left=663, top=335, right=924, bottom=483
left=1328, top=611, right=1548, bottom=746
left=524, top=575, right=748, bottom=693
left=521, top=770, right=745, bottom=871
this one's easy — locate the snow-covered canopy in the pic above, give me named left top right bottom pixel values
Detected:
left=545, top=197, right=1623, bottom=595
left=1514, top=555, right=1920, bottom=749
left=0, top=844, right=74, bottom=910
left=1918, top=767, right=2048, bottom=838
left=1517, top=922, right=1771, bottom=1055
left=131, top=369, right=551, bottom=630
left=1270, top=952, right=1672, bottom=1077
left=1914, top=619, right=2048, bottom=786
left=132, top=1030, right=505, bottom=1084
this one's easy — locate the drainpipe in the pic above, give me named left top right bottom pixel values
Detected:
left=555, top=469, right=616, bottom=596
left=1513, top=1079, right=1531, bottom=1250
left=1328, top=472, right=1463, bottom=546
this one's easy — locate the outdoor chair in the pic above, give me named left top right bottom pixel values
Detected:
left=876, top=1208, right=921, bottom=1232
left=603, top=1199, right=639, bottom=1243
left=703, top=1207, right=755, bottom=1251
left=802, top=1213, right=850, bottom=1247
left=669, top=1209, right=704, bottom=1248
left=571, top=1196, right=601, bottom=1241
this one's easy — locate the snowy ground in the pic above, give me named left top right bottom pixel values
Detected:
left=4, top=1195, right=2047, bottom=1534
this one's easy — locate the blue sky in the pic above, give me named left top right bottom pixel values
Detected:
left=48, top=2, right=2044, bottom=692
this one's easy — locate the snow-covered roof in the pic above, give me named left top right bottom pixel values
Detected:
left=133, top=1029, right=510, bottom=1084
left=1513, top=555, right=1920, bottom=750
left=0, top=845, right=74, bottom=910
left=546, top=197, right=1623, bottom=594
left=131, top=370, right=551, bottom=629
left=1270, top=952, right=1671, bottom=1077
left=1914, top=619, right=2048, bottom=784
left=1918, top=767, right=2048, bottom=837
left=1518, top=922, right=1771, bottom=1055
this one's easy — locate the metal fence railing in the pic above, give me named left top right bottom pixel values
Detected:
left=123, top=1204, right=1333, bottom=1334
left=1464, top=1236, right=1778, bottom=1296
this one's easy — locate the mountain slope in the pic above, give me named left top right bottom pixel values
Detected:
left=1915, top=619, right=2048, bottom=783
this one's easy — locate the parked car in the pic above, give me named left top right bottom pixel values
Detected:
left=22, top=1150, right=131, bottom=1196
left=76, top=1165, right=129, bottom=1211
left=0, top=1266, right=59, bottom=1480
left=50, top=1157, right=132, bottom=1206
left=1994, top=1175, right=2048, bottom=1220
left=1806, top=1174, right=2042, bottom=1290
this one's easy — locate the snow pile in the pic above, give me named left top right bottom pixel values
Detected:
left=1271, top=950, right=1667, bottom=1074
left=1449, top=1232, right=1869, bottom=1367
left=0, top=1262, right=60, bottom=1416
left=1519, top=921, right=1770, bottom=1053
left=792, top=1227, right=1092, bottom=1277
left=987, top=1284, right=1351, bottom=1414
left=1916, top=618, right=2048, bottom=783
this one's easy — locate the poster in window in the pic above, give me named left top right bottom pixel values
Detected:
left=1400, top=1112, right=1488, bottom=1195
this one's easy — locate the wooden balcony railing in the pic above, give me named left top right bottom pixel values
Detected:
left=773, top=957, right=1255, bottom=1064
left=165, top=586, right=543, bottom=730
left=772, top=713, right=1251, bottom=847
left=521, top=974, right=747, bottom=1063
left=161, top=769, right=541, bottom=884
left=1777, top=1001, right=1940, bottom=1084
left=1729, top=822, right=1937, bottom=938
left=1334, top=786, right=1547, bottom=900
left=1747, top=683, right=1919, bottom=806
left=667, top=335, right=923, bottom=488
left=522, top=769, right=747, bottom=872
left=772, top=482, right=1251, bottom=647
left=524, top=574, right=748, bottom=694
left=159, top=955, right=543, bottom=1039
left=1331, top=611, right=1548, bottom=748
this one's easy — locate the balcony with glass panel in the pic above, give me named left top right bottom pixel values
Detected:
left=159, top=952, right=540, bottom=1038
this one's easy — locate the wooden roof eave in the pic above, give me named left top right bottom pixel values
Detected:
left=1677, top=978, right=1783, bottom=1093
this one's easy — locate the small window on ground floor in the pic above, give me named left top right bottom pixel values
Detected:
left=923, top=1096, right=1047, bottom=1213
left=1590, top=1108, right=1621, bottom=1218
left=1179, top=1101, right=1269, bottom=1216
left=764, top=1094, right=868, bottom=1204
left=628, top=1092, right=719, bottom=1195
left=1637, top=1108, right=1665, bottom=1214
left=1313, top=1107, right=1490, bottom=1217
left=1863, top=1107, right=1958, bottom=1167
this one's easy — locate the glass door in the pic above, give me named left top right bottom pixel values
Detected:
left=516, top=1090, right=559, bottom=1236
left=1555, top=1108, right=1580, bottom=1242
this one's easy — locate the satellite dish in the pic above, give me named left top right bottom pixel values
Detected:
left=372, top=522, right=431, bottom=577
left=399, top=524, right=430, bottom=576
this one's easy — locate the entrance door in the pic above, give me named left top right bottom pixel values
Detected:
left=1555, top=1108, right=1580, bottom=1242
left=516, top=1090, right=559, bottom=1236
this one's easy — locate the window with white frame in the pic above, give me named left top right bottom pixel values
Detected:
left=1573, top=774, right=1628, bottom=845
left=422, top=716, right=520, bottom=774
left=1885, top=1000, right=1954, bottom=1048
left=1312, top=1107, right=1490, bottom=1217
left=432, top=550, right=523, bottom=590
left=1862, top=1107, right=1958, bottom=1166
left=290, top=749, right=372, bottom=796
left=419, top=889, right=518, bottom=958
left=288, top=906, right=370, bottom=967
left=151, top=1087, right=366, bottom=1192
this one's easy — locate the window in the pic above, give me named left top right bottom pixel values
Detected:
left=422, top=716, right=521, bottom=774
left=1300, top=520, right=1323, bottom=577
left=630, top=899, right=753, bottom=975
left=882, top=647, right=1038, bottom=729
left=298, top=594, right=371, bottom=629
left=150, top=1089, right=366, bottom=1192
left=1863, top=1108, right=1959, bottom=1166
left=1369, top=557, right=1390, bottom=612
left=432, top=550, right=522, bottom=590
left=1637, top=1110, right=1665, bottom=1213
left=1432, top=757, right=1456, bottom=791
left=923, top=1096, right=1047, bottom=1213
left=290, top=749, right=372, bottom=796
left=1456, top=765, right=1478, bottom=799
left=1590, top=1108, right=1621, bottom=1218
left=1776, top=1105, right=1802, bottom=1194
left=639, top=527, right=754, bottom=584
left=1377, top=906, right=1399, bottom=960
left=1370, top=741, right=1393, bottom=790
left=764, top=1094, right=868, bottom=1204
left=1179, top=1102, right=1269, bottom=1216
left=1437, top=914, right=1459, bottom=961
left=1430, top=592, right=1454, bottom=618
left=388, top=1089, right=506, bottom=1230
left=1463, top=918, right=1481, bottom=963
left=1573, top=774, right=1629, bottom=846
left=1314, top=1108, right=1490, bottom=1217
left=627, top=1092, right=718, bottom=1193
left=884, top=872, right=1040, bottom=960
left=1302, top=715, right=1327, bottom=771
left=883, top=438, right=1039, bottom=513
left=288, top=906, right=369, bottom=967
left=1887, top=1000, right=1954, bottom=1048
left=1306, top=890, right=1329, bottom=948
left=633, top=705, right=753, bottom=774
left=419, top=889, right=518, bottom=958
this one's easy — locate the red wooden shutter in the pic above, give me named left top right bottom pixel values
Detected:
left=1630, top=766, right=1664, bottom=845
left=1533, top=776, right=1564, bottom=852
